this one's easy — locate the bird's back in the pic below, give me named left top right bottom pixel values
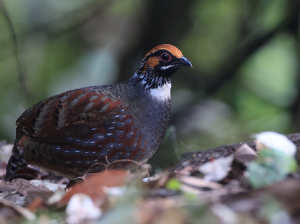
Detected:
left=6, top=81, right=170, bottom=180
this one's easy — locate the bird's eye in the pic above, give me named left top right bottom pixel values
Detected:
left=160, top=53, right=171, bottom=62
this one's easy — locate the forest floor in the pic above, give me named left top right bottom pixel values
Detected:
left=1, top=134, right=300, bottom=224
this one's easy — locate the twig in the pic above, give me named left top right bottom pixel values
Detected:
left=81, top=157, right=150, bottom=181
left=0, top=0, right=29, bottom=97
left=83, top=162, right=108, bottom=177
left=180, top=141, right=198, bottom=153
left=107, top=159, right=150, bottom=180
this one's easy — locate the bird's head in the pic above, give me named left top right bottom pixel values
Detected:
left=134, top=44, right=192, bottom=90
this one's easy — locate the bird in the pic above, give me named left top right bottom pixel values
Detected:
left=5, top=44, right=192, bottom=181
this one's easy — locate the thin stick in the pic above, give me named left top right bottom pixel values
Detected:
left=0, top=0, right=29, bottom=97
left=82, top=158, right=150, bottom=181
left=106, top=159, right=150, bottom=180
left=83, top=162, right=107, bottom=177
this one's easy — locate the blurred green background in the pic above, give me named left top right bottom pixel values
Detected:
left=0, top=0, right=299, bottom=169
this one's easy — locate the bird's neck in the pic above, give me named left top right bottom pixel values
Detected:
left=131, top=71, right=171, bottom=102
left=132, top=71, right=171, bottom=90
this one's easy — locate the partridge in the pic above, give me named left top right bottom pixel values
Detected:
left=5, top=44, right=192, bottom=181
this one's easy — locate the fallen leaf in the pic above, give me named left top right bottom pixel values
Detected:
left=60, top=170, right=130, bottom=205
left=66, top=193, right=102, bottom=224
left=3, top=194, right=26, bottom=206
left=29, top=180, right=66, bottom=192
left=254, top=131, right=296, bottom=156
left=0, top=178, right=52, bottom=195
left=178, top=176, right=222, bottom=190
left=25, top=190, right=54, bottom=209
left=199, top=155, right=234, bottom=182
left=26, top=197, right=42, bottom=212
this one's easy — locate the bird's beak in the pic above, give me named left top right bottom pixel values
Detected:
left=177, top=56, right=193, bottom=68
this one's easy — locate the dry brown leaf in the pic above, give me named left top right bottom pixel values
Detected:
left=60, top=170, right=130, bottom=205
left=0, top=178, right=52, bottom=195
left=25, top=190, right=54, bottom=210
left=26, top=197, right=43, bottom=212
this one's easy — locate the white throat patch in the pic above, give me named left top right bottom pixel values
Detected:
left=149, top=82, right=171, bottom=101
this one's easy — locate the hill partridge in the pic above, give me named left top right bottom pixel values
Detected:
left=5, top=44, right=192, bottom=181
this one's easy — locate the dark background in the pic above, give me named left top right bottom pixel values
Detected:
left=0, top=0, right=299, bottom=169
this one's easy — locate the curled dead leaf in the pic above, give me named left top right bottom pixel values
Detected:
left=60, top=170, right=130, bottom=205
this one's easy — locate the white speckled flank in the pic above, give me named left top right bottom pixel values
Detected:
left=149, top=82, right=171, bottom=101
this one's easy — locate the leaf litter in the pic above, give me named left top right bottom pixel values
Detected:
left=0, top=132, right=300, bottom=223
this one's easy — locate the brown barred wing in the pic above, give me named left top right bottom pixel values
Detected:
left=6, top=87, right=145, bottom=179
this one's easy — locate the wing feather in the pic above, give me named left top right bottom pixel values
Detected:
left=17, top=87, right=125, bottom=143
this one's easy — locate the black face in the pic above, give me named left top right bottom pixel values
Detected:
left=135, top=49, right=192, bottom=89
left=156, top=50, right=192, bottom=77
left=140, top=49, right=192, bottom=77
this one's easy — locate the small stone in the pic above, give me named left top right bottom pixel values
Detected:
left=234, top=144, right=257, bottom=164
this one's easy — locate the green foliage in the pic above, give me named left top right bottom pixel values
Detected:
left=247, top=148, right=297, bottom=188
left=165, top=178, right=181, bottom=191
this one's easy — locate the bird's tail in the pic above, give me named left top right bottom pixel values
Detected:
left=5, top=143, right=27, bottom=182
